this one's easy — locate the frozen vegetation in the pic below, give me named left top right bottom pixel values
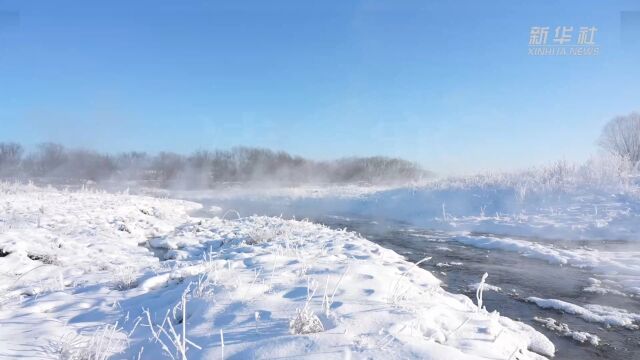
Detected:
left=0, top=182, right=554, bottom=359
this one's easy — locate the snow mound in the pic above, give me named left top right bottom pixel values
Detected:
left=533, top=317, right=600, bottom=346
left=526, top=297, right=640, bottom=329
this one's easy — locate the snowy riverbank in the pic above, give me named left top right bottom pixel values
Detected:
left=0, top=183, right=553, bottom=359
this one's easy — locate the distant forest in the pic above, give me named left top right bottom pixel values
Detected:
left=0, top=142, right=427, bottom=187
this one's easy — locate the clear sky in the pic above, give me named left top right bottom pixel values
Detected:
left=1, top=0, right=639, bottom=174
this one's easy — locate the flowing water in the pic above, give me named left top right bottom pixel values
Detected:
left=191, top=198, right=640, bottom=359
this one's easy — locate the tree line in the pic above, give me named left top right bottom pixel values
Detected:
left=0, top=143, right=427, bottom=187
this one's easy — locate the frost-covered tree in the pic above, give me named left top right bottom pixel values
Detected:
left=599, top=112, right=640, bottom=166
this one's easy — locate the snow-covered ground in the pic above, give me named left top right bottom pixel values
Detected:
left=162, top=163, right=640, bottom=358
left=0, top=183, right=554, bottom=359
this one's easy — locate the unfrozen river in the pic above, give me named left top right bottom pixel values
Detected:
left=191, top=198, right=640, bottom=360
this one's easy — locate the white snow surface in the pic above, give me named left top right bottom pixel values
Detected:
left=532, top=317, right=600, bottom=346
left=526, top=297, right=640, bottom=329
left=0, top=183, right=554, bottom=359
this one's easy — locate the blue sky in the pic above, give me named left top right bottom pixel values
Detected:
left=1, top=0, right=639, bottom=174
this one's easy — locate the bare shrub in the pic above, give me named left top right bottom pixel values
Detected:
left=142, top=287, right=201, bottom=360
left=0, top=142, right=23, bottom=175
left=65, top=150, right=116, bottom=181
left=23, top=143, right=68, bottom=177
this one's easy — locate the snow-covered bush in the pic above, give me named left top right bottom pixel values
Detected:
left=290, top=278, right=325, bottom=335
left=50, top=323, right=127, bottom=360
left=428, top=155, right=637, bottom=197
left=579, top=153, right=636, bottom=190
left=111, top=266, right=138, bottom=291
left=289, top=306, right=324, bottom=335
left=246, top=227, right=277, bottom=245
